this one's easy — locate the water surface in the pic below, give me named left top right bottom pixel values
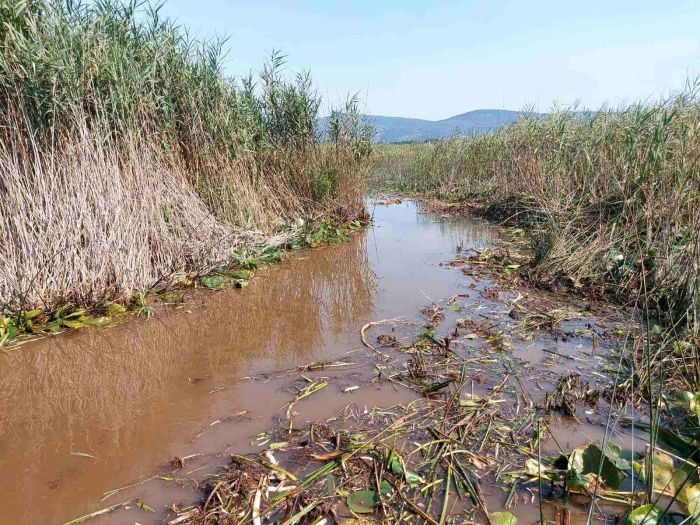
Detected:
left=0, top=201, right=494, bottom=524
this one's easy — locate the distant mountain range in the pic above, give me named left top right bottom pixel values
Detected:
left=319, top=109, right=528, bottom=143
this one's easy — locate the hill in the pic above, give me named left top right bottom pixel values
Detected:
left=320, top=109, right=526, bottom=143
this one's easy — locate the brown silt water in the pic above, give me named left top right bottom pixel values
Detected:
left=0, top=201, right=641, bottom=525
left=0, top=201, right=493, bottom=524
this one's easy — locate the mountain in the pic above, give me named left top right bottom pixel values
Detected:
left=370, top=109, right=524, bottom=142
left=319, top=109, right=526, bottom=143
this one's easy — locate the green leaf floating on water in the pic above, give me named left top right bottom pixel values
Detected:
left=200, top=275, right=225, bottom=289
left=603, top=442, right=631, bottom=471
left=568, top=443, right=624, bottom=490
left=681, top=483, right=700, bottom=524
left=627, top=504, right=662, bottom=525
left=347, top=490, right=379, bottom=513
left=489, top=511, right=517, bottom=525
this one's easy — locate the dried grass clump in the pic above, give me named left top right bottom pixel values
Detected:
left=0, top=117, right=246, bottom=307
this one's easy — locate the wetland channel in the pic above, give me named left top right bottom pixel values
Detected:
left=0, top=201, right=638, bottom=525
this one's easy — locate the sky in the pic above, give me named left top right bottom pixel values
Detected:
left=158, top=0, right=700, bottom=120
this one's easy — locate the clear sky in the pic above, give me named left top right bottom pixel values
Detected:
left=158, top=0, right=700, bottom=120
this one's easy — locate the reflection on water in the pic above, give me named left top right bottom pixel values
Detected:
left=1, top=235, right=374, bottom=444
left=0, top=200, right=494, bottom=524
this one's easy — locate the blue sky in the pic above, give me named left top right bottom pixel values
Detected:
left=158, top=0, right=700, bottom=120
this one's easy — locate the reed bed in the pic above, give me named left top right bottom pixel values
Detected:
left=372, top=94, right=700, bottom=375
left=0, top=0, right=372, bottom=312
left=372, top=98, right=700, bottom=520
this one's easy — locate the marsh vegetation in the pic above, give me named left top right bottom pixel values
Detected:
left=0, top=0, right=372, bottom=339
left=1, top=2, right=699, bottom=525
left=371, top=94, right=700, bottom=525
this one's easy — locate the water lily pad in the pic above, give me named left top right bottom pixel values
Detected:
left=200, top=275, right=225, bottom=289
left=489, top=511, right=517, bottom=525
left=627, top=504, right=662, bottom=525
left=568, top=443, right=623, bottom=490
left=604, top=443, right=631, bottom=471
left=347, top=490, right=378, bottom=514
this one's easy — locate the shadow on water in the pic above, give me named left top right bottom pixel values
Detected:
left=0, top=200, right=495, bottom=524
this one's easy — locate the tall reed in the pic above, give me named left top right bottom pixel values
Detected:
left=0, top=0, right=373, bottom=311
left=372, top=92, right=700, bottom=390
left=373, top=98, right=700, bottom=522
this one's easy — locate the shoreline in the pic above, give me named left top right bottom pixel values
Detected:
left=0, top=219, right=367, bottom=350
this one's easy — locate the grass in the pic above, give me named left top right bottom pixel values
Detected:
left=372, top=91, right=699, bottom=379
left=0, top=0, right=373, bottom=319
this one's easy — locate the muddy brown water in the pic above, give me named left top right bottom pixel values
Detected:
left=0, top=201, right=641, bottom=525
